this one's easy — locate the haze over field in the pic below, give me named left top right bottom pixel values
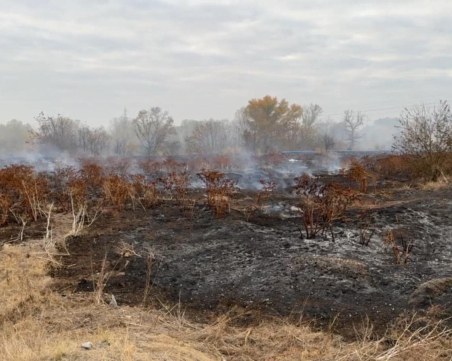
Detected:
left=1, top=0, right=452, bottom=126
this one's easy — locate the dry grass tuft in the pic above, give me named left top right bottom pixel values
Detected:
left=420, top=177, right=451, bottom=191
left=0, top=242, right=451, bottom=361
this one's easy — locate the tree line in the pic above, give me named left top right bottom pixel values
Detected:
left=0, top=96, right=370, bottom=157
left=1, top=96, right=451, bottom=178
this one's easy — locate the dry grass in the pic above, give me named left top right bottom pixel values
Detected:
left=0, top=242, right=451, bottom=361
left=420, top=177, right=451, bottom=191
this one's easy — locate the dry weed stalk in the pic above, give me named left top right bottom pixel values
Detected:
left=375, top=316, right=452, bottom=360
left=142, top=249, right=155, bottom=305
left=255, top=179, right=276, bottom=208
left=94, top=252, right=109, bottom=305
left=383, top=229, right=414, bottom=265
left=357, top=211, right=375, bottom=246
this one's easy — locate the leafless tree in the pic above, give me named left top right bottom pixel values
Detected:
left=393, top=100, right=452, bottom=180
left=344, top=110, right=364, bottom=150
left=0, top=119, right=31, bottom=154
left=78, top=126, right=110, bottom=156
left=110, top=110, right=137, bottom=156
left=133, top=107, right=175, bottom=157
left=322, top=133, right=336, bottom=153
left=302, top=104, right=322, bottom=128
left=33, top=112, right=79, bottom=152
left=298, top=104, right=323, bottom=149
left=185, top=119, right=228, bottom=154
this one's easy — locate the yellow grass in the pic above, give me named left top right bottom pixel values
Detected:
left=0, top=241, right=451, bottom=361
left=420, top=177, right=451, bottom=191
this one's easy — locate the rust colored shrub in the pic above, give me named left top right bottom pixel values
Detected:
left=159, top=171, right=190, bottom=203
left=130, top=174, right=159, bottom=207
left=198, top=170, right=236, bottom=217
left=256, top=179, right=276, bottom=207
left=345, top=158, right=371, bottom=192
left=79, top=159, right=105, bottom=192
left=294, top=174, right=358, bottom=240
left=0, top=165, right=49, bottom=224
left=102, top=175, right=133, bottom=210
left=374, top=154, right=414, bottom=180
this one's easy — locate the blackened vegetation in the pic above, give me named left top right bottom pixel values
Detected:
left=1, top=154, right=451, bottom=339
left=294, top=174, right=359, bottom=240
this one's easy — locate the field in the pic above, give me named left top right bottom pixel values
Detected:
left=0, top=152, right=451, bottom=360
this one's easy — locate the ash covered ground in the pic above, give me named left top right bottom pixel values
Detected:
left=1, top=152, right=451, bottom=338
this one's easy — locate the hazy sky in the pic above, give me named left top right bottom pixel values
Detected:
left=1, top=0, right=451, bottom=126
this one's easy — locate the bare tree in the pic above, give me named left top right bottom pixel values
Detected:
left=0, top=119, right=31, bottom=154
left=33, top=112, right=79, bottom=152
left=322, top=133, right=336, bottom=153
left=185, top=119, right=228, bottom=154
left=302, top=104, right=322, bottom=128
left=344, top=110, right=364, bottom=150
left=133, top=107, right=175, bottom=157
left=78, top=126, right=110, bottom=156
left=110, top=109, right=138, bottom=156
left=299, top=103, right=322, bottom=149
left=393, top=100, right=452, bottom=180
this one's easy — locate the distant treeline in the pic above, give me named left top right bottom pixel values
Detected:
left=0, top=95, right=398, bottom=157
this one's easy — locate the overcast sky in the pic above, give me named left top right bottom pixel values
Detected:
left=1, top=0, right=451, bottom=126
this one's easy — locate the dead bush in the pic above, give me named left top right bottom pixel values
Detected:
left=159, top=171, right=190, bottom=203
left=198, top=170, right=236, bottom=217
left=103, top=175, right=134, bottom=210
left=345, top=158, right=371, bottom=192
left=383, top=228, right=414, bottom=265
left=373, top=154, right=414, bottom=181
left=294, top=174, right=359, bottom=240
left=255, top=179, right=277, bottom=208
left=130, top=174, right=159, bottom=207
left=0, top=165, right=49, bottom=225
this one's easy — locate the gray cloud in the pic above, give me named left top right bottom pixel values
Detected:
left=0, top=0, right=451, bottom=125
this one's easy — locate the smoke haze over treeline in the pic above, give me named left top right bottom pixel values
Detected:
left=0, top=97, right=401, bottom=162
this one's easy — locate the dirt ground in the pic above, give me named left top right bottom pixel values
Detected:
left=43, top=179, right=452, bottom=340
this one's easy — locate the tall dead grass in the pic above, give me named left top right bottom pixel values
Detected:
left=0, top=242, right=451, bottom=361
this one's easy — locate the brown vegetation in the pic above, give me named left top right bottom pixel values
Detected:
left=1, top=154, right=452, bottom=359
left=294, top=174, right=359, bottom=240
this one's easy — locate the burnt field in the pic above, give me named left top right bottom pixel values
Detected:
left=1, top=153, right=451, bottom=339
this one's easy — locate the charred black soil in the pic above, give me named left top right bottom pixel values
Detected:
left=49, top=184, right=452, bottom=339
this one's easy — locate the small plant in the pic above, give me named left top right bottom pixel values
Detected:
left=346, top=158, right=370, bottom=192
left=294, top=174, right=358, bottom=240
left=103, top=175, right=133, bottom=210
left=130, top=174, right=159, bottom=208
left=79, top=159, right=105, bottom=196
left=255, top=179, right=277, bottom=208
left=67, top=172, right=102, bottom=236
left=383, top=228, right=414, bottom=264
left=159, top=171, right=190, bottom=203
left=357, top=211, right=375, bottom=246
left=0, top=165, right=49, bottom=225
left=198, top=170, right=236, bottom=217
